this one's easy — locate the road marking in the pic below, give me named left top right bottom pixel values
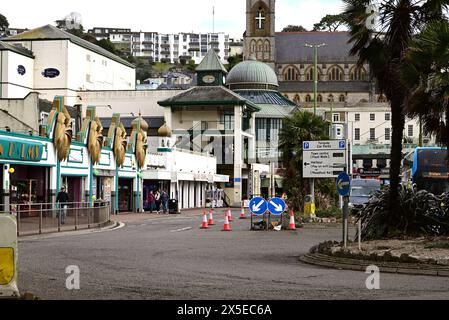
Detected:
left=170, top=227, right=192, bottom=233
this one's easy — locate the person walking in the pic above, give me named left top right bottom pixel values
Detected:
left=56, top=186, right=69, bottom=225
left=154, top=190, right=161, bottom=214
left=149, top=190, right=156, bottom=213
left=160, top=190, right=169, bottom=214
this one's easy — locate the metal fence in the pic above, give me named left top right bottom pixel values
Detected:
left=0, top=202, right=111, bottom=236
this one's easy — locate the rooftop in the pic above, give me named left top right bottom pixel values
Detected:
left=0, top=41, right=34, bottom=58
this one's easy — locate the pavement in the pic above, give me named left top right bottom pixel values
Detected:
left=17, top=206, right=449, bottom=300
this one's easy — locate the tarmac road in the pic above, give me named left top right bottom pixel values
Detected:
left=17, top=208, right=449, bottom=300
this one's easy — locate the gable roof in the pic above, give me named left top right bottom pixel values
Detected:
left=4, top=24, right=135, bottom=68
left=196, top=49, right=228, bottom=74
left=0, top=41, right=34, bottom=58
left=275, top=32, right=358, bottom=64
left=158, top=86, right=260, bottom=111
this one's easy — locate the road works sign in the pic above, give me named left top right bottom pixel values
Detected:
left=249, top=197, right=267, bottom=216
left=0, top=214, right=19, bottom=298
left=268, top=197, right=286, bottom=215
left=303, top=140, right=348, bottom=178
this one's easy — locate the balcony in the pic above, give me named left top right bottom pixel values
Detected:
left=161, top=43, right=170, bottom=47
left=188, top=47, right=200, bottom=52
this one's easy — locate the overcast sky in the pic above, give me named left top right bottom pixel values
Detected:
left=2, top=0, right=345, bottom=38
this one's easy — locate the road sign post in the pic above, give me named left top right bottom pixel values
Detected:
left=267, top=197, right=286, bottom=230
left=336, top=172, right=351, bottom=247
left=249, top=197, right=268, bottom=231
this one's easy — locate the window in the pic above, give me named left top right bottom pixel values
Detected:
left=378, top=95, right=387, bottom=103
left=327, top=66, right=344, bottom=81
left=354, top=128, right=360, bottom=141
left=305, top=67, right=321, bottom=81
left=349, top=66, right=367, bottom=81
left=317, top=94, right=323, bottom=102
left=305, top=94, right=311, bottom=102
left=256, top=118, right=267, bottom=141
left=370, top=113, right=375, bottom=121
left=86, top=74, right=92, bottom=82
left=333, top=113, right=340, bottom=122
left=370, top=128, right=376, bottom=140
left=355, top=113, right=360, bottom=121
left=408, top=125, right=414, bottom=137
left=385, top=113, right=391, bottom=121
left=40, top=112, right=49, bottom=126
left=293, top=94, right=300, bottom=104
left=327, top=94, right=334, bottom=102
left=255, top=7, right=266, bottom=29
left=339, top=94, right=346, bottom=102
left=283, top=66, right=299, bottom=81
left=385, top=128, right=391, bottom=141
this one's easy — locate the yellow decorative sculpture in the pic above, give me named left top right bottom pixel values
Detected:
left=48, top=96, right=72, bottom=162
left=129, top=115, right=148, bottom=169
left=88, top=116, right=104, bottom=165
left=135, top=130, right=148, bottom=168
left=114, top=123, right=127, bottom=167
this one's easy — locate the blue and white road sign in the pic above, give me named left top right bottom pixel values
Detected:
left=303, top=142, right=310, bottom=150
left=249, top=197, right=267, bottom=216
left=268, top=197, right=286, bottom=215
left=336, top=172, right=351, bottom=196
left=339, top=140, right=346, bottom=149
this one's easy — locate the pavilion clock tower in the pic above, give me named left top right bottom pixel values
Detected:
left=244, top=0, right=276, bottom=69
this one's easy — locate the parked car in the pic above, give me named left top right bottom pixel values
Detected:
left=349, top=179, right=381, bottom=214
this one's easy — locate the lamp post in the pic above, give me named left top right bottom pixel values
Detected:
left=304, top=43, right=326, bottom=115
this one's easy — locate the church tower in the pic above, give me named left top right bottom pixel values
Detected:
left=244, top=0, right=276, bottom=69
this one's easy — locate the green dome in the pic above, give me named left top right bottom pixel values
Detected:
left=227, top=57, right=278, bottom=90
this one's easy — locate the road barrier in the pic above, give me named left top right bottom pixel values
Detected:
left=0, top=214, right=19, bottom=298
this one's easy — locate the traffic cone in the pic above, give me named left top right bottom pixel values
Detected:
left=228, top=208, right=233, bottom=222
left=200, top=211, right=209, bottom=229
left=288, top=210, right=296, bottom=230
left=239, top=205, right=246, bottom=219
left=222, top=211, right=231, bottom=231
left=208, top=208, right=215, bottom=225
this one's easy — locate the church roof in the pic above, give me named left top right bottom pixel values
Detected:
left=279, top=81, right=371, bottom=93
left=196, top=49, right=228, bottom=74
left=227, top=57, right=278, bottom=88
left=4, top=24, right=135, bottom=68
left=275, top=32, right=358, bottom=64
left=158, top=86, right=260, bottom=112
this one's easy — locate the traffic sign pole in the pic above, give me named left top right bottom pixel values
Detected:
left=343, top=196, right=349, bottom=247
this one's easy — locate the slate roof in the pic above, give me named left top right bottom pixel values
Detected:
left=100, top=117, right=164, bottom=129
left=279, top=81, right=371, bottom=92
left=158, top=86, right=260, bottom=111
left=275, top=32, right=358, bottom=64
left=234, top=90, right=296, bottom=106
left=196, top=49, right=228, bottom=74
left=254, top=104, right=296, bottom=118
left=4, top=24, right=135, bottom=68
left=0, top=41, right=34, bottom=58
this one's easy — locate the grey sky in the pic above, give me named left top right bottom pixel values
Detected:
left=2, top=0, right=344, bottom=37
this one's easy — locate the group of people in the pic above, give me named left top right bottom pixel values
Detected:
left=147, top=190, right=169, bottom=214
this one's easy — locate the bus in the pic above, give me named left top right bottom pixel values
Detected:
left=402, top=147, right=449, bottom=195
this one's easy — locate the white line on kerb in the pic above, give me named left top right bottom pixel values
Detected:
left=170, top=227, right=192, bottom=233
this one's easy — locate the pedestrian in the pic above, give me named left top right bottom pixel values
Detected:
left=56, top=186, right=69, bottom=225
left=149, top=190, right=156, bottom=213
left=155, top=190, right=161, bottom=214
left=161, top=190, right=169, bottom=214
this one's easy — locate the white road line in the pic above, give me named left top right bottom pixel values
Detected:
left=170, top=227, right=192, bottom=233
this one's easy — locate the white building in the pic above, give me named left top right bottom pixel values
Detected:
left=3, top=25, right=136, bottom=106
left=88, top=27, right=230, bottom=64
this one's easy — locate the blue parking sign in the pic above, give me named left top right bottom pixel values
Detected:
left=339, top=141, right=346, bottom=149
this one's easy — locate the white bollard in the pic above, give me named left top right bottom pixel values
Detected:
left=0, top=214, right=20, bottom=298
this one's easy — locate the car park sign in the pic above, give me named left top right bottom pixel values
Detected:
left=268, top=197, right=286, bottom=215
left=249, top=197, right=267, bottom=216
left=303, top=140, right=348, bottom=178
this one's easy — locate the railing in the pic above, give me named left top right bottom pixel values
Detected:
left=0, top=201, right=111, bottom=236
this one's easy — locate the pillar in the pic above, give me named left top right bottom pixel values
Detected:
left=2, top=164, right=10, bottom=210
left=233, top=105, right=243, bottom=206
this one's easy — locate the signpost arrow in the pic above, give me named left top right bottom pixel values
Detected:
left=249, top=197, right=267, bottom=216
left=267, top=197, right=286, bottom=215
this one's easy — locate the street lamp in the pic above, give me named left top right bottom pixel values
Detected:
left=304, top=43, right=326, bottom=115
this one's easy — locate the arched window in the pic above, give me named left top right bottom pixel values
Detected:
left=283, top=66, right=299, bottom=81
left=250, top=40, right=256, bottom=54
left=257, top=40, right=263, bottom=52
left=293, top=94, right=300, bottom=104
left=305, top=67, right=321, bottom=81
left=317, top=94, right=323, bottom=102
left=350, top=66, right=367, bottom=81
left=378, top=95, right=387, bottom=102
left=328, top=94, right=334, bottom=102
left=264, top=40, right=270, bottom=53
left=339, top=94, right=346, bottom=102
left=328, top=66, right=344, bottom=81
left=305, top=94, right=312, bottom=102
left=284, top=94, right=289, bottom=99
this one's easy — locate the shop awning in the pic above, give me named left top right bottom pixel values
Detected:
left=0, top=136, right=44, bottom=162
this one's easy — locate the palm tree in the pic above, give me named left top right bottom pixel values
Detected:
left=403, top=20, right=449, bottom=149
left=279, top=110, right=329, bottom=211
left=343, top=0, right=449, bottom=217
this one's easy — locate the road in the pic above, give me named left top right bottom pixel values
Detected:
left=18, top=208, right=449, bottom=300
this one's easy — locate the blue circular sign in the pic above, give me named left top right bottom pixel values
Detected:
left=336, top=172, right=351, bottom=196
left=267, top=197, right=286, bottom=215
left=249, top=197, right=267, bottom=216
left=17, top=65, right=26, bottom=75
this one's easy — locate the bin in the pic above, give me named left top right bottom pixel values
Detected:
left=168, top=199, right=179, bottom=214
left=304, top=195, right=316, bottom=218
